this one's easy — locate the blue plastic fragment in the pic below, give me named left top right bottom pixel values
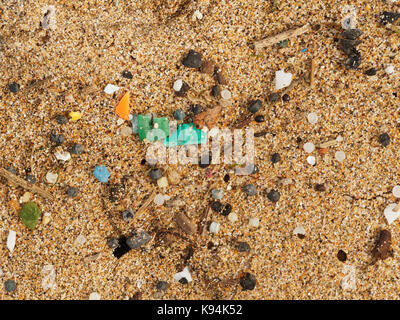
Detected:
left=301, top=48, right=307, bottom=52
left=93, top=165, right=111, bottom=183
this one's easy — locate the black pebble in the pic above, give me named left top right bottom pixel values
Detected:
left=221, top=203, right=232, bottom=216
left=109, top=184, right=124, bottom=202
left=179, top=278, right=189, bottom=285
left=237, top=242, right=250, bottom=252
left=182, top=50, right=202, bottom=68
left=70, top=143, right=84, bottom=155
left=121, top=70, right=133, bottom=79
left=211, top=201, right=223, bottom=213
left=50, top=133, right=65, bottom=146
left=149, top=168, right=162, bottom=180
left=282, top=94, right=290, bottom=102
left=378, top=133, right=390, bottom=147
left=365, top=68, right=377, bottom=76
left=345, top=48, right=361, bottom=70
left=175, top=82, right=190, bottom=97
left=267, top=189, right=280, bottom=202
left=156, top=281, right=169, bottom=291
left=223, top=174, right=230, bottom=182
left=66, top=187, right=78, bottom=198
left=340, top=29, right=363, bottom=40
left=248, top=99, right=262, bottom=113
left=56, top=114, right=68, bottom=124
left=140, top=159, right=146, bottom=165
left=240, top=273, right=256, bottom=290
left=25, top=174, right=36, bottom=184
left=269, top=92, right=280, bottom=102
left=340, top=38, right=362, bottom=55
left=191, top=104, right=203, bottom=115
left=211, top=85, right=220, bottom=98
left=337, top=250, right=347, bottom=262
left=271, top=153, right=281, bottom=163
left=112, top=236, right=131, bottom=258
left=8, top=82, right=20, bottom=93
left=255, top=115, right=265, bottom=122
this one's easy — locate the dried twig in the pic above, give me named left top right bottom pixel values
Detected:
left=254, top=24, right=311, bottom=51
left=134, top=191, right=156, bottom=220
left=310, top=58, right=316, bottom=87
left=282, top=74, right=305, bottom=95
left=317, top=139, right=339, bottom=148
left=0, top=168, right=54, bottom=200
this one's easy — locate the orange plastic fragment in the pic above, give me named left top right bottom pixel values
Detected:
left=115, top=92, right=130, bottom=120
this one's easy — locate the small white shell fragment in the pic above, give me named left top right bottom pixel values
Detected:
left=209, top=221, right=220, bottom=234
left=307, top=112, right=318, bottom=124
left=228, top=212, right=238, bottom=223
left=275, top=69, right=292, bottom=90
left=74, top=234, right=86, bottom=246
left=336, top=135, right=344, bottom=142
left=89, top=292, right=101, bottom=300
left=154, top=194, right=165, bottom=206
left=173, top=266, right=192, bottom=283
left=7, top=230, right=16, bottom=253
left=341, top=265, right=356, bottom=291
left=307, top=156, right=316, bottom=165
left=293, top=226, right=306, bottom=236
left=393, top=186, right=400, bottom=198
left=221, top=89, right=232, bottom=100
left=303, top=142, right=315, bottom=153
left=249, top=217, right=259, bottom=227
left=173, top=79, right=183, bottom=92
left=385, top=65, right=395, bottom=75
left=128, top=114, right=133, bottom=121
left=116, top=118, right=125, bottom=126
left=157, top=177, right=169, bottom=188
left=104, top=84, right=120, bottom=94
left=41, top=264, right=56, bottom=291
left=46, top=172, right=58, bottom=184
left=335, top=151, right=346, bottom=162
left=41, top=5, right=56, bottom=30
left=120, top=126, right=132, bottom=136
left=384, top=203, right=400, bottom=225
left=54, top=151, right=71, bottom=161
left=341, top=14, right=357, bottom=30
left=192, top=10, right=203, bottom=21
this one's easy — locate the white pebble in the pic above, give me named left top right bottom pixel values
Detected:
left=173, top=267, right=192, bottom=283
left=54, top=151, right=71, bottom=161
left=104, top=84, right=120, bottom=94
left=157, top=177, right=169, bottom=188
left=209, top=222, right=220, bottom=234
left=221, top=89, right=232, bottom=100
left=341, top=14, right=357, bottom=30
left=89, top=292, right=101, bottom=300
left=227, top=212, right=238, bottom=223
left=306, top=156, right=316, bottom=165
left=173, top=79, right=183, bottom=92
left=192, top=9, right=203, bottom=20
left=41, top=264, right=56, bottom=291
left=393, top=186, right=400, bottom=198
left=303, top=142, right=315, bottom=153
left=307, top=112, right=318, bottom=124
left=336, top=135, right=344, bottom=142
left=154, top=194, right=165, bottom=206
left=293, top=226, right=306, bottom=236
left=384, top=203, right=400, bottom=225
left=385, top=65, right=395, bottom=75
left=7, top=230, right=16, bottom=253
left=74, top=234, right=86, bottom=246
left=275, top=69, right=292, bottom=90
left=46, top=172, right=58, bottom=184
left=341, top=265, right=356, bottom=291
left=335, top=151, right=346, bottom=162
left=249, top=217, right=259, bottom=227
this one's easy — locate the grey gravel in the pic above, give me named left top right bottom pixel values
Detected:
left=126, top=230, right=152, bottom=249
left=242, top=184, right=257, bottom=196
left=4, top=280, right=16, bottom=292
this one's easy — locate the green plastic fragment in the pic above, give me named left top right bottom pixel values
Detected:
left=164, top=123, right=207, bottom=147
left=137, top=114, right=152, bottom=141
left=137, top=115, right=169, bottom=141
left=19, top=202, right=41, bottom=230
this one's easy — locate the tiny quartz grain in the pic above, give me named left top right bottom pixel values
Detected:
left=303, top=142, right=315, bottom=153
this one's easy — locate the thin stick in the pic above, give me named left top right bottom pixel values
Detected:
left=0, top=168, right=54, bottom=200
left=254, top=24, right=311, bottom=51
left=318, top=139, right=338, bottom=148
left=282, top=75, right=305, bottom=95
left=310, top=58, right=316, bottom=87
left=134, top=191, right=156, bottom=220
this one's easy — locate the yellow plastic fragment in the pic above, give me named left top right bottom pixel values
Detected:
left=69, top=111, right=82, bottom=121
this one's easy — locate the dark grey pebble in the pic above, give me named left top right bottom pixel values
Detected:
left=149, top=168, right=162, bottom=181
left=248, top=99, right=262, bottom=113
left=126, top=230, right=152, bottom=249
left=122, top=209, right=134, bottom=222
left=240, top=273, right=256, bottom=290
left=173, top=109, right=185, bottom=121
left=66, top=187, right=79, bottom=198
left=242, top=184, right=257, bottom=196
left=182, top=50, right=202, bottom=68
left=340, top=28, right=363, bottom=40
left=378, top=133, right=390, bottom=147
left=25, top=174, right=36, bottom=184
left=237, top=242, right=251, bottom=253
left=107, top=238, right=120, bottom=249
left=267, top=189, right=280, bottom=202
left=50, top=133, right=65, bottom=145
left=56, top=114, right=68, bottom=124
left=4, top=280, right=17, bottom=292
left=156, top=281, right=169, bottom=291
left=8, top=82, right=19, bottom=93
left=70, top=143, right=84, bottom=155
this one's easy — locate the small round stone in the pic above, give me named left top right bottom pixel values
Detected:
left=221, top=203, right=232, bottom=216
left=385, top=65, right=395, bottom=75
left=56, top=114, right=68, bottom=124
left=25, top=174, right=36, bottom=184
left=120, top=126, right=132, bottom=136
left=307, top=156, right=316, bottom=165
left=173, top=79, right=183, bottom=92
left=378, top=133, right=390, bottom=147
left=249, top=217, right=259, bottom=227
left=307, top=112, right=318, bottom=124
left=365, top=68, right=377, bottom=76
left=173, top=109, right=185, bottom=121
left=393, top=186, right=400, bottom=198
left=303, top=142, right=315, bottom=153
left=45, top=172, right=58, bottom=184
left=240, top=273, right=256, bottom=290
left=209, top=221, right=220, bottom=234
left=121, top=70, right=133, bottom=79
left=66, top=187, right=78, bottom=198
left=157, top=177, right=168, bottom=188
left=267, top=189, right=280, bottom=202
left=269, top=92, right=280, bottom=102
left=223, top=174, right=230, bottom=182
left=227, top=212, right=238, bottom=223
left=107, top=238, right=120, bottom=249
left=335, top=151, right=346, bottom=162
left=248, top=100, right=262, bottom=113
left=254, top=115, right=265, bottom=122
left=271, top=153, right=281, bottom=163
left=242, top=184, right=257, bottom=196
left=149, top=168, right=162, bottom=181
left=211, top=201, right=223, bottom=212
left=336, top=135, right=344, bottom=142
left=4, top=280, right=17, bottom=292
left=211, top=189, right=223, bottom=200
left=182, top=50, right=202, bottom=68
left=337, top=250, right=347, bottom=262
left=282, top=93, right=290, bottom=102
left=156, top=281, right=169, bottom=291
left=8, top=82, right=20, bottom=93
left=154, top=194, right=166, bottom=206
left=50, top=133, right=65, bottom=145
left=191, top=104, right=203, bottom=115
left=122, top=210, right=134, bottom=222
left=237, top=242, right=250, bottom=252
left=68, top=144, right=83, bottom=155
left=221, top=89, right=231, bottom=100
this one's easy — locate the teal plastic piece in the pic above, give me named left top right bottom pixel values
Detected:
left=164, top=123, right=207, bottom=147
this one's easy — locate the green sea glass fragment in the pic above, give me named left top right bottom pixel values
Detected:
left=19, top=202, right=41, bottom=230
left=164, top=123, right=207, bottom=147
